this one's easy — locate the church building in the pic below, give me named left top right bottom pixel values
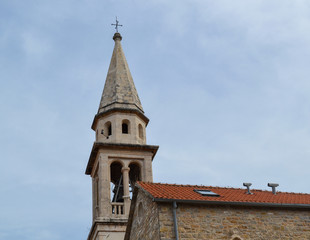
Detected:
left=125, top=182, right=310, bottom=239
left=85, top=31, right=310, bottom=240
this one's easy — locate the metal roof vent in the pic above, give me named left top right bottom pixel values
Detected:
left=268, top=183, right=279, bottom=195
left=243, top=183, right=253, bottom=194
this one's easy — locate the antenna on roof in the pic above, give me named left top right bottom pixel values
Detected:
left=268, top=183, right=279, bottom=195
left=243, top=183, right=253, bottom=195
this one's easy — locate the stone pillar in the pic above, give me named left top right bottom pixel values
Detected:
left=122, top=166, right=131, bottom=215
left=92, top=177, right=96, bottom=222
left=94, top=176, right=99, bottom=221
left=98, top=155, right=111, bottom=220
left=143, top=156, right=153, bottom=182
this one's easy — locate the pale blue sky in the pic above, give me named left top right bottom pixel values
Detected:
left=1, top=1, right=310, bottom=239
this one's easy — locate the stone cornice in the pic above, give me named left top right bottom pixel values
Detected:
left=85, top=142, right=159, bottom=175
left=91, top=107, right=149, bottom=130
left=87, top=220, right=127, bottom=240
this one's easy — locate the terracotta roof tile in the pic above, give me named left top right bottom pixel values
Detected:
left=137, top=182, right=310, bottom=205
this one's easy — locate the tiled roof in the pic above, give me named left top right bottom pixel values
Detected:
left=137, top=182, right=310, bottom=205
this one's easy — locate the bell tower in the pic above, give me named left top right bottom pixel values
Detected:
left=85, top=32, right=158, bottom=240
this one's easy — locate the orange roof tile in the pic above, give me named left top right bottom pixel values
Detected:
left=137, top=182, right=310, bottom=206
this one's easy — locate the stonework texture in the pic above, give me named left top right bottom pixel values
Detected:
left=127, top=190, right=160, bottom=240
left=161, top=203, right=310, bottom=240
left=127, top=197, right=310, bottom=240
left=99, top=37, right=143, bottom=114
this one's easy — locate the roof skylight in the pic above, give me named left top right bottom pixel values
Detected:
left=194, top=189, right=220, bottom=197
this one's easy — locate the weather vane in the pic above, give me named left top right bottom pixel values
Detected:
left=111, top=17, right=123, bottom=33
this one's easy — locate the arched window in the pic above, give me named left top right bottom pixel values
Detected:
left=104, top=121, right=112, bottom=137
left=231, top=236, right=242, bottom=240
left=138, top=124, right=143, bottom=139
left=108, top=124, right=112, bottom=136
left=122, top=123, right=128, bottom=134
left=122, top=120, right=130, bottom=134
left=137, top=202, right=144, bottom=223
left=129, top=162, right=141, bottom=199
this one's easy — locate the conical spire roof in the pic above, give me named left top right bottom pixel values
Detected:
left=98, top=33, right=144, bottom=114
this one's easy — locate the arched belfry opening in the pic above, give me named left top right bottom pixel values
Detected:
left=110, top=162, right=124, bottom=203
left=129, top=162, right=141, bottom=198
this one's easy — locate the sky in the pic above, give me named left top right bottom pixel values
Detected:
left=1, top=0, right=310, bottom=239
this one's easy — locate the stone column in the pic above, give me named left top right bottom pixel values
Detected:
left=143, top=155, right=153, bottom=182
left=121, top=166, right=131, bottom=215
left=98, top=154, right=111, bottom=220
left=92, top=177, right=96, bottom=222
left=94, top=176, right=99, bottom=221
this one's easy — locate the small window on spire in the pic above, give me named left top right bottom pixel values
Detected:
left=108, top=124, right=112, bottom=136
left=104, top=121, right=112, bottom=136
left=122, top=120, right=130, bottom=134
left=138, top=124, right=143, bottom=139
left=122, top=123, right=128, bottom=134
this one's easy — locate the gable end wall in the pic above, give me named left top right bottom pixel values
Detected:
left=127, top=189, right=160, bottom=240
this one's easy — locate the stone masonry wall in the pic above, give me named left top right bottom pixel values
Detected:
left=159, top=203, right=310, bottom=240
left=127, top=190, right=160, bottom=240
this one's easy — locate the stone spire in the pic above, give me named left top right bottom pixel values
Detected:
left=98, top=32, right=144, bottom=114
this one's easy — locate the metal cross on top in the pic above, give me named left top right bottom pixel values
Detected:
left=111, top=17, right=123, bottom=33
